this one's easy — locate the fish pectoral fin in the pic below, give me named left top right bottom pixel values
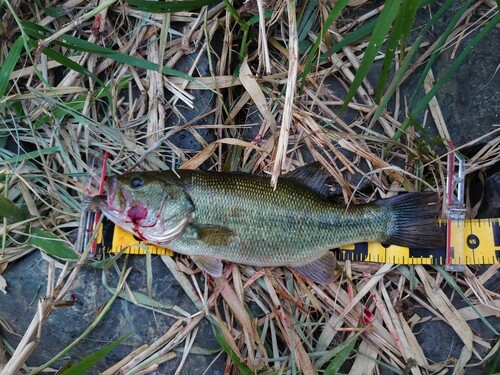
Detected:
left=192, top=255, right=223, bottom=277
left=193, top=225, right=237, bottom=246
left=291, top=252, right=336, bottom=284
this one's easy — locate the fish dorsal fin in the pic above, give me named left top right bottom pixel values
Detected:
left=291, top=252, right=337, bottom=284
left=192, top=255, right=223, bottom=277
left=284, top=162, right=333, bottom=197
left=193, top=225, right=237, bottom=246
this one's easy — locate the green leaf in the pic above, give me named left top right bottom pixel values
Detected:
left=374, top=1, right=419, bottom=102
left=409, top=0, right=473, bottom=106
left=101, top=256, right=175, bottom=309
left=0, top=146, right=60, bottom=165
left=370, top=35, right=423, bottom=126
left=0, top=196, right=27, bottom=223
left=44, top=6, right=68, bottom=18
left=323, top=331, right=361, bottom=374
left=247, top=10, right=273, bottom=26
left=308, top=0, right=434, bottom=70
left=386, top=9, right=500, bottom=154
left=40, top=45, right=102, bottom=83
left=21, top=21, right=195, bottom=82
left=436, top=266, right=499, bottom=335
left=34, top=99, right=86, bottom=129
left=223, top=0, right=248, bottom=30
left=0, top=36, right=24, bottom=98
left=301, top=0, right=351, bottom=88
left=124, top=0, right=220, bottom=13
left=297, top=0, right=319, bottom=42
left=212, top=324, right=253, bottom=375
left=28, top=228, right=79, bottom=261
left=483, top=345, right=499, bottom=375
left=341, top=1, right=401, bottom=111
left=61, top=335, right=129, bottom=375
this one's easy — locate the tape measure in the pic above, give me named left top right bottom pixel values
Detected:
left=96, top=218, right=500, bottom=265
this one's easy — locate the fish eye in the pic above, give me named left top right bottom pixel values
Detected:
left=130, top=177, right=144, bottom=189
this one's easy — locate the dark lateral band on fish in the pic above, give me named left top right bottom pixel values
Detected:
left=93, top=164, right=444, bottom=284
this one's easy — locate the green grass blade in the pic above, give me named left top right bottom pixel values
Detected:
left=386, top=10, right=500, bottom=154
left=374, top=1, right=419, bottom=102
left=436, top=266, right=499, bottom=335
left=409, top=0, right=473, bottom=106
left=28, top=228, right=79, bottom=261
left=101, top=258, right=175, bottom=309
left=0, top=36, right=24, bottom=98
left=341, top=1, right=401, bottom=111
left=21, top=21, right=194, bottom=81
left=323, top=331, right=363, bottom=374
left=39, top=45, right=103, bottom=84
left=61, top=335, right=129, bottom=375
left=395, top=1, right=419, bottom=56
left=125, top=0, right=219, bottom=13
left=483, top=346, right=499, bottom=375
left=300, top=0, right=351, bottom=88
left=0, top=146, right=60, bottom=165
left=297, top=0, right=319, bottom=42
left=212, top=324, right=253, bottom=375
left=371, top=35, right=423, bottom=125
left=44, top=6, right=68, bottom=18
left=0, top=196, right=27, bottom=223
left=247, top=10, right=273, bottom=26
left=312, top=0, right=433, bottom=67
left=223, top=0, right=248, bottom=30
left=33, top=99, right=86, bottom=129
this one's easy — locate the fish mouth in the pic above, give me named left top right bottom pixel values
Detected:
left=93, top=175, right=160, bottom=229
left=92, top=193, right=123, bottom=223
left=92, top=194, right=110, bottom=214
left=92, top=194, right=106, bottom=206
left=92, top=175, right=127, bottom=220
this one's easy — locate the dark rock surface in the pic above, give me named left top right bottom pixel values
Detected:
left=0, top=251, right=224, bottom=374
left=166, top=50, right=217, bottom=153
left=434, top=29, right=499, bottom=146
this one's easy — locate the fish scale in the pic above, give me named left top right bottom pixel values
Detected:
left=170, top=170, right=387, bottom=265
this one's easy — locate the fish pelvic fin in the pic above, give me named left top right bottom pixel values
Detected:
left=378, top=192, right=444, bottom=248
left=291, top=252, right=337, bottom=284
left=192, top=255, right=223, bottom=277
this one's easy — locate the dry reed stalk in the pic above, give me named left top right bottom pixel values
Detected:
left=271, top=0, right=298, bottom=187
left=239, top=57, right=277, bottom=134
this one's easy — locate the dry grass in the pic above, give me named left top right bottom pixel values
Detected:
left=0, top=0, right=499, bottom=374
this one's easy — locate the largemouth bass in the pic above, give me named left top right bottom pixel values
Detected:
left=94, top=165, right=443, bottom=283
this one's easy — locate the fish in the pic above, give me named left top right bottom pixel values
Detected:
left=93, top=164, right=443, bottom=284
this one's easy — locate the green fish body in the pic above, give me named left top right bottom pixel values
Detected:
left=94, top=165, right=442, bottom=283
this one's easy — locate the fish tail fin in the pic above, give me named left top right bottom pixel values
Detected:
left=378, top=192, right=444, bottom=248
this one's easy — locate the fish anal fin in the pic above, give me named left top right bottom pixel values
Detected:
left=291, top=252, right=336, bottom=284
left=194, top=225, right=237, bottom=246
left=192, top=255, right=223, bottom=277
